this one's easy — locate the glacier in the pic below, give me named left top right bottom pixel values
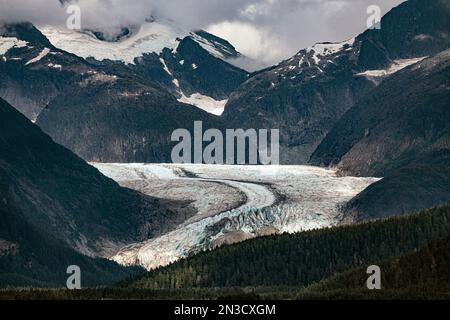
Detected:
left=92, top=163, right=380, bottom=270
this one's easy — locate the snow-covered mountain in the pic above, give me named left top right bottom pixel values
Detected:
left=39, top=18, right=187, bottom=65
left=40, top=17, right=240, bottom=65
left=0, top=18, right=247, bottom=162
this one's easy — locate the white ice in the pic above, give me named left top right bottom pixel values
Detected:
left=178, top=93, right=228, bottom=116
left=92, top=164, right=380, bottom=270
left=0, top=37, right=28, bottom=55
left=356, top=57, right=427, bottom=77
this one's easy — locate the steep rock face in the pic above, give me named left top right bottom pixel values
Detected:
left=160, top=32, right=249, bottom=100
left=356, top=0, right=450, bottom=70
left=0, top=97, right=194, bottom=258
left=310, top=50, right=450, bottom=177
left=223, top=0, right=450, bottom=164
left=224, top=60, right=374, bottom=163
left=35, top=76, right=222, bottom=163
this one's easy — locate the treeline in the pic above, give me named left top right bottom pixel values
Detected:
left=125, top=205, right=450, bottom=290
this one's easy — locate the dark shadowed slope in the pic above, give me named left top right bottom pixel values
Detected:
left=343, top=165, right=450, bottom=221
left=0, top=97, right=194, bottom=260
left=0, top=203, right=141, bottom=288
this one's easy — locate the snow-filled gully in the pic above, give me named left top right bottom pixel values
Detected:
left=92, top=164, right=379, bottom=270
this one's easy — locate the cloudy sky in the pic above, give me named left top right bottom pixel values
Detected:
left=0, top=0, right=405, bottom=68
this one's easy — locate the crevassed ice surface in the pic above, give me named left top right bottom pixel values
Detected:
left=92, top=164, right=380, bottom=270
left=178, top=93, right=228, bottom=116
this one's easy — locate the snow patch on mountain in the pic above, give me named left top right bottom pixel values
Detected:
left=159, top=57, right=172, bottom=75
left=178, top=92, right=228, bottom=116
left=356, top=57, right=427, bottom=78
left=48, top=63, right=62, bottom=69
left=0, top=37, right=28, bottom=55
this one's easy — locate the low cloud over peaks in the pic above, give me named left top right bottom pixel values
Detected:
left=0, top=0, right=405, bottom=68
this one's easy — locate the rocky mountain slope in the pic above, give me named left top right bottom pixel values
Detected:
left=343, top=165, right=450, bottom=221
left=35, top=73, right=223, bottom=163
left=2, top=1, right=448, bottom=165
left=309, top=48, right=450, bottom=220
left=224, top=0, right=450, bottom=164
left=0, top=22, right=88, bottom=121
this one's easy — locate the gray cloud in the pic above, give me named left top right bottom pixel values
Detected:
left=0, top=0, right=405, bottom=67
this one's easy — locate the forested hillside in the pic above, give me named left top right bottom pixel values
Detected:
left=125, top=206, right=450, bottom=290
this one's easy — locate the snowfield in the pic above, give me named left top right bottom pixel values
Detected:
left=38, top=18, right=236, bottom=66
left=92, top=164, right=380, bottom=270
left=356, top=57, right=427, bottom=78
left=36, top=20, right=236, bottom=116
left=306, top=38, right=355, bottom=65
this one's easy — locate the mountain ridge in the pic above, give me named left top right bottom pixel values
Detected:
left=0, top=97, right=195, bottom=258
